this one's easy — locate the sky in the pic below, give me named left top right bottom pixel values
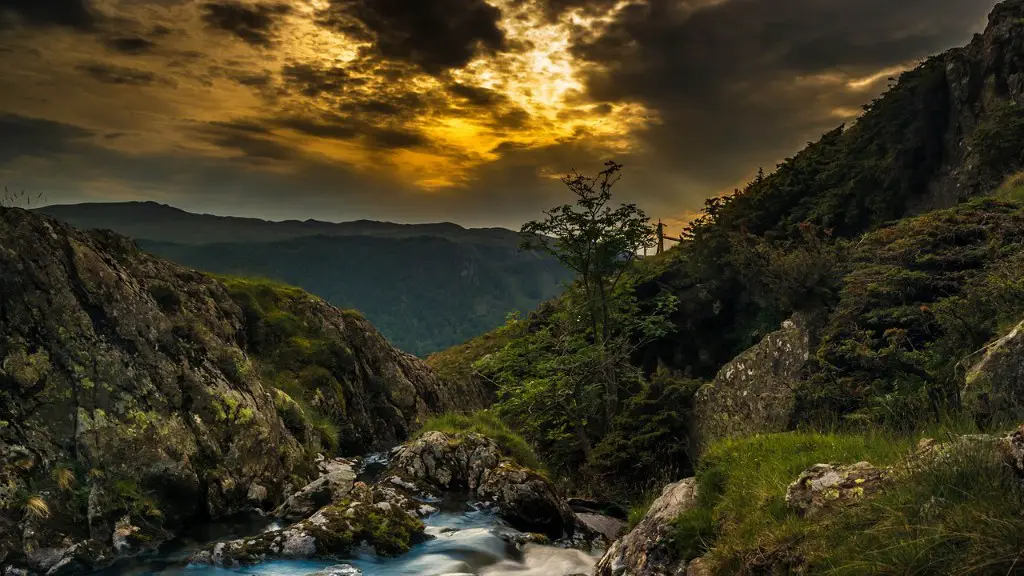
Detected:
left=0, top=0, right=999, bottom=230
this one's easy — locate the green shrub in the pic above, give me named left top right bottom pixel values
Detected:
left=588, top=370, right=703, bottom=497
left=799, top=198, right=1024, bottom=427
left=417, top=411, right=543, bottom=471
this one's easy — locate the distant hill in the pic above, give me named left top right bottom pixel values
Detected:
left=36, top=202, right=571, bottom=356
left=37, top=201, right=523, bottom=246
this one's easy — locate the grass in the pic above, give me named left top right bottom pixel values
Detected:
left=673, top=425, right=1024, bottom=575
left=994, top=171, right=1024, bottom=203
left=417, top=411, right=544, bottom=471
left=627, top=491, right=658, bottom=530
left=677, top=430, right=918, bottom=572
left=426, top=324, right=515, bottom=381
left=816, top=440, right=1024, bottom=575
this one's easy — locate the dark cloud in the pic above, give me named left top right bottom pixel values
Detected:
left=319, top=0, right=506, bottom=74
left=200, top=1, right=291, bottom=47
left=448, top=82, right=506, bottom=107
left=281, top=62, right=354, bottom=97
left=0, top=114, right=94, bottom=164
left=196, top=120, right=295, bottom=162
left=0, top=0, right=95, bottom=29
left=279, top=116, right=428, bottom=150
left=103, top=36, right=155, bottom=54
left=571, top=0, right=993, bottom=190
left=76, top=63, right=158, bottom=85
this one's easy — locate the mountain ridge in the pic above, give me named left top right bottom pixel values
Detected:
left=36, top=201, right=572, bottom=356
left=35, top=201, right=521, bottom=246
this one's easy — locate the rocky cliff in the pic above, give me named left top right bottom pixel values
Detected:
left=0, top=206, right=487, bottom=573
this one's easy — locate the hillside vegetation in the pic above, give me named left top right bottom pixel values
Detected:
left=430, top=0, right=1024, bottom=502
left=36, top=202, right=572, bottom=356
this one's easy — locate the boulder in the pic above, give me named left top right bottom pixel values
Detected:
left=387, top=432, right=576, bottom=539
left=694, top=313, right=820, bottom=448
left=574, top=513, right=625, bottom=543
left=275, top=464, right=357, bottom=523
left=963, top=319, right=1024, bottom=426
left=593, top=477, right=699, bottom=576
left=784, top=462, right=887, bottom=517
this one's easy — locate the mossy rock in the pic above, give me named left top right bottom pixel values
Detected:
left=191, top=497, right=425, bottom=567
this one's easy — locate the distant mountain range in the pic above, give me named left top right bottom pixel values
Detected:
left=37, top=202, right=571, bottom=356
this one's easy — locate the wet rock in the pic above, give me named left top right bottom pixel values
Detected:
left=388, top=432, right=576, bottom=539
left=594, top=477, right=699, bottom=576
left=305, top=564, right=362, bottom=575
left=574, top=513, right=625, bottom=543
left=785, top=462, right=886, bottom=517
left=274, top=464, right=357, bottom=523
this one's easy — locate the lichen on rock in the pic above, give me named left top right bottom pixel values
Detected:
left=593, top=477, right=699, bottom=576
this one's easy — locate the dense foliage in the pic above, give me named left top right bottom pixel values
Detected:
left=801, top=198, right=1024, bottom=426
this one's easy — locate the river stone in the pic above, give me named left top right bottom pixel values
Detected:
left=305, top=564, right=362, bottom=575
left=785, top=461, right=886, bottom=517
left=388, top=431, right=576, bottom=539
left=274, top=466, right=358, bottom=523
left=191, top=494, right=425, bottom=567
left=593, top=477, right=699, bottom=576
left=574, top=513, right=625, bottom=543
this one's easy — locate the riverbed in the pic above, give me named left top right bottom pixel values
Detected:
left=98, top=503, right=598, bottom=576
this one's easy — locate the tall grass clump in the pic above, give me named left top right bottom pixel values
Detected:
left=418, top=411, right=543, bottom=471
left=995, top=171, right=1024, bottom=203
left=818, top=440, right=1024, bottom=575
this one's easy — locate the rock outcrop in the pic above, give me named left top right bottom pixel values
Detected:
left=694, top=313, right=819, bottom=448
left=921, top=0, right=1024, bottom=210
left=963, top=319, right=1024, bottom=426
left=593, top=477, right=699, bottom=576
left=385, top=431, right=578, bottom=540
left=274, top=459, right=358, bottom=523
left=0, top=207, right=486, bottom=573
left=785, top=462, right=887, bottom=517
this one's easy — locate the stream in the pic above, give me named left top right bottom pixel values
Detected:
left=97, top=456, right=600, bottom=576
left=99, top=505, right=598, bottom=576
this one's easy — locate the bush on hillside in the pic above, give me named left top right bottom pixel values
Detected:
left=587, top=370, right=703, bottom=498
left=798, top=198, right=1024, bottom=427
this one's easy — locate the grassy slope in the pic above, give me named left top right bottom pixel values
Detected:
left=680, top=425, right=1024, bottom=575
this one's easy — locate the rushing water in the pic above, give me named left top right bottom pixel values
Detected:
left=100, top=502, right=598, bottom=576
